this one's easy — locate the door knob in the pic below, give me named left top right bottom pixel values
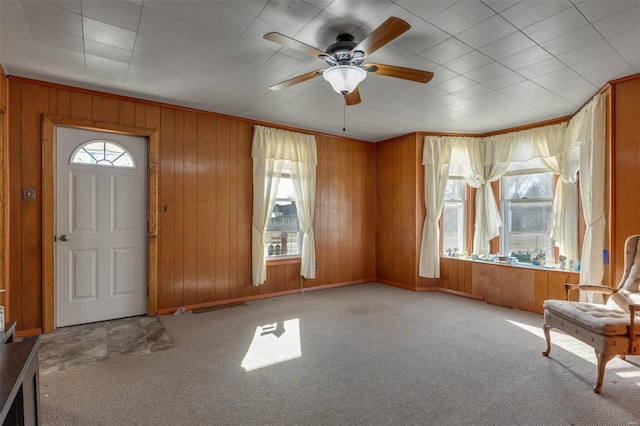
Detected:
left=59, top=234, right=69, bottom=242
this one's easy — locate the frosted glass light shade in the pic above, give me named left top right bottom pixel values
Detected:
left=322, top=65, right=367, bottom=95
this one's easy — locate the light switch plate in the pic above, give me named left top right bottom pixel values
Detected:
left=22, top=187, right=36, bottom=201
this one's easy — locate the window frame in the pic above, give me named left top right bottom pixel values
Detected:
left=265, top=161, right=302, bottom=262
left=499, top=167, right=555, bottom=263
left=69, top=139, right=136, bottom=168
left=441, top=176, right=467, bottom=256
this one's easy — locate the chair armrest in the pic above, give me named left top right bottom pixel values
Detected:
left=578, top=285, right=615, bottom=294
left=564, top=283, right=580, bottom=300
left=564, top=283, right=615, bottom=300
left=629, top=304, right=640, bottom=354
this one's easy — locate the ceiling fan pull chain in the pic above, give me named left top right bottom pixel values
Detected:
left=343, top=99, right=346, bottom=132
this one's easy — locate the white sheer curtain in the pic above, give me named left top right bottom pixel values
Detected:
left=419, top=136, right=454, bottom=278
left=470, top=136, right=513, bottom=255
left=291, top=160, right=317, bottom=280
left=419, top=123, right=571, bottom=274
left=525, top=123, right=579, bottom=261
left=251, top=125, right=317, bottom=286
left=575, top=94, right=607, bottom=288
left=251, top=157, right=283, bottom=285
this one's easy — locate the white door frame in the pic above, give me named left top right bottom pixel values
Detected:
left=42, top=115, right=159, bottom=333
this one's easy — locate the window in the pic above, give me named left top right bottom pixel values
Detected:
left=500, top=159, right=554, bottom=263
left=266, top=161, right=301, bottom=258
left=442, top=177, right=466, bottom=254
left=70, top=140, right=135, bottom=168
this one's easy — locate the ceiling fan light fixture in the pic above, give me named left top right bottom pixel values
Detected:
left=322, top=65, right=367, bottom=95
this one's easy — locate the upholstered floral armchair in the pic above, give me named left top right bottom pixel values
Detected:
left=542, top=234, right=640, bottom=393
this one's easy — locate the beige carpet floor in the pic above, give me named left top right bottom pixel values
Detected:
left=39, top=283, right=640, bottom=425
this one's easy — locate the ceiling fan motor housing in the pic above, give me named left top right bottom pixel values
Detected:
left=325, top=34, right=364, bottom=65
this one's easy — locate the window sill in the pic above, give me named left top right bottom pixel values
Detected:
left=266, top=256, right=301, bottom=266
left=441, top=256, right=579, bottom=273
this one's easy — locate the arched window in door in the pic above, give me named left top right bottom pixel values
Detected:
left=70, top=140, right=136, bottom=168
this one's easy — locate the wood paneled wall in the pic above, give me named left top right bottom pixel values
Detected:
left=7, top=77, right=375, bottom=332
left=374, top=134, right=420, bottom=289
left=612, top=76, right=640, bottom=286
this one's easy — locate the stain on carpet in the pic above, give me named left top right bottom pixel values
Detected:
left=38, top=316, right=174, bottom=374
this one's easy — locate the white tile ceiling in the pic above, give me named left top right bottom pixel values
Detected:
left=1, top=0, right=639, bottom=142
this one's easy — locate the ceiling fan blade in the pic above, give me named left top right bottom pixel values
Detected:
left=345, top=87, right=361, bottom=106
left=269, top=69, right=325, bottom=90
left=364, top=63, right=434, bottom=84
left=264, top=32, right=330, bottom=59
left=350, top=17, right=410, bottom=57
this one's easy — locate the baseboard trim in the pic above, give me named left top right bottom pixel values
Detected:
left=414, top=286, right=438, bottom=292
left=374, top=279, right=485, bottom=302
left=519, top=305, right=543, bottom=315
left=157, top=279, right=375, bottom=315
left=432, top=288, right=484, bottom=301
left=157, top=280, right=491, bottom=316
left=375, top=279, right=416, bottom=291
left=16, top=328, right=42, bottom=338
left=157, top=290, right=301, bottom=315
left=301, top=279, right=373, bottom=292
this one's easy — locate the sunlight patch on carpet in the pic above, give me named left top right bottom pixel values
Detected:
left=506, top=319, right=596, bottom=363
left=614, top=370, right=640, bottom=378
left=241, top=318, right=301, bottom=372
left=509, top=319, right=640, bottom=384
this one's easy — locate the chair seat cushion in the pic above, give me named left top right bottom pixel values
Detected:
left=543, top=300, right=639, bottom=336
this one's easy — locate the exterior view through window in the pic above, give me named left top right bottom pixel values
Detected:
left=443, top=177, right=466, bottom=254
left=500, top=160, right=554, bottom=263
left=267, top=161, right=301, bottom=258
left=70, top=139, right=135, bottom=168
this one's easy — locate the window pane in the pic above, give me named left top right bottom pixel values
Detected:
left=501, top=170, right=554, bottom=263
left=443, top=202, right=464, bottom=253
left=502, top=173, right=553, bottom=200
left=266, top=199, right=299, bottom=256
left=443, top=178, right=465, bottom=254
left=265, top=161, right=301, bottom=258
left=444, top=179, right=465, bottom=200
left=70, top=140, right=135, bottom=168
left=503, top=201, right=553, bottom=260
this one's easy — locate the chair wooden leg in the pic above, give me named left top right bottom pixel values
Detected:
left=542, top=323, right=552, bottom=356
left=593, top=351, right=615, bottom=394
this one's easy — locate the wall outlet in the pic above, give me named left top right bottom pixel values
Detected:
left=22, top=187, right=36, bottom=201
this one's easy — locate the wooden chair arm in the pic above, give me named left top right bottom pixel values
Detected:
left=564, top=283, right=579, bottom=300
left=564, top=283, right=615, bottom=300
left=579, top=285, right=615, bottom=294
left=629, top=304, right=640, bottom=354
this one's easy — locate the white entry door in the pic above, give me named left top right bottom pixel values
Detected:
left=56, top=127, right=147, bottom=327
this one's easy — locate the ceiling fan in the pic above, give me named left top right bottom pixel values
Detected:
left=263, top=17, right=434, bottom=106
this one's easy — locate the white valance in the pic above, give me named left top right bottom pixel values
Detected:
left=252, top=125, right=317, bottom=165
